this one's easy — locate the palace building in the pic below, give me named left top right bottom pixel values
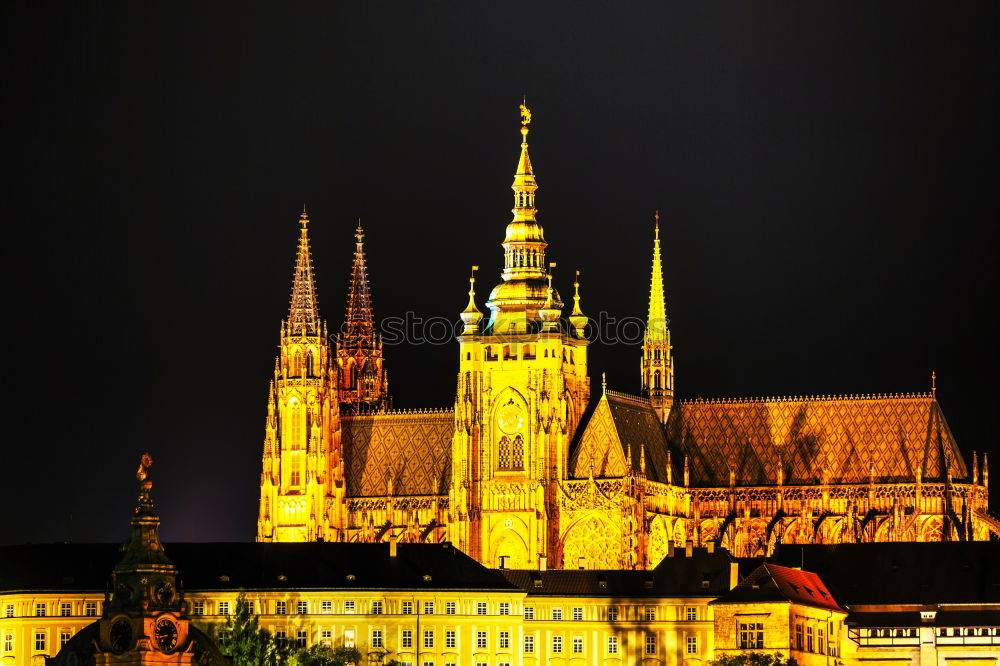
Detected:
left=255, top=105, right=996, bottom=568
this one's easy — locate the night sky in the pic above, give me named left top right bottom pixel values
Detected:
left=4, top=2, right=997, bottom=544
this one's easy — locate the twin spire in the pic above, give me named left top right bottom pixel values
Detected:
left=288, top=210, right=322, bottom=336
left=342, top=220, right=377, bottom=351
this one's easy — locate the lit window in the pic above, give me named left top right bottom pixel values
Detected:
left=34, top=631, right=46, bottom=651
left=476, top=602, right=487, bottom=615
left=3, top=633, right=12, bottom=652
left=424, top=601, right=434, bottom=615
left=85, top=601, right=98, bottom=617
left=402, top=601, right=414, bottom=615
left=372, top=600, right=383, bottom=614
left=320, top=629, right=331, bottom=646
left=524, top=606, right=534, bottom=620
left=35, top=604, right=46, bottom=617
left=218, top=602, right=230, bottom=616
left=607, top=607, right=618, bottom=622
left=297, top=601, right=308, bottom=615
left=646, top=633, right=657, bottom=654
left=60, top=632, right=72, bottom=647
left=276, top=601, right=286, bottom=615
left=445, top=601, right=456, bottom=615
left=742, top=622, right=764, bottom=650
left=645, top=606, right=656, bottom=622
left=4, top=605, right=13, bottom=618
left=247, top=602, right=254, bottom=615
left=343, top=629, right=354, bottom=648
left=296, top=631, right=307, bottom=649
left=499, top=630, right=510, bottom=649
left=476, top=631, right=487, bottom=649
left=445, top=629, right=456, bottom=649
left=344, top=600, right=355, bottom=614
left=499, top=602, right=511, bottom=616
left=686, top=607, right=697, bottom=621
left=795, top=623, right=803, bottom=649
left=275, top=631, right=287, bottom=648
left=192, top=601, right=204, bottom=616
left=552, top=607, right=563, bottom=620
left=372, top=629, right=383, bottom=648
left=60, top=603, right=72, bottom=617
left=402, top=630, right=413, bottom=649
left=687, top=635, right=699, bottom=654
left=524, top=634, right=535, bottom=653
left=608, top=635, right=619, bottom=654
left=423, top=630, right=434, bottom=649
left=573, top=607, right=583, bottom=621
left=321, top=601, right=332, bottom=614
left=807, top=625, right=814, bottom=652
left=572, top=636, right=584, bottom=653
left=818, top=627, right=826, bottom=655
left=552, top=635, right=563, bottom=653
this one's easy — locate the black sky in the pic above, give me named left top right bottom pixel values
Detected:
left=4, top=2, right=997, bottom=544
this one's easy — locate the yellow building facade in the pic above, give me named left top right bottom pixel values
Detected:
left=255, top=105, right=996, bottom=567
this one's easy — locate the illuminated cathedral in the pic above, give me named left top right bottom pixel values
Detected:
left=256, top=106, right=996, bottom=568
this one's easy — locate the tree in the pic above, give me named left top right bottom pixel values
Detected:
left=288, top=645, right=362, bottom=666
left=709, top=653, right=799, bottom=666
left=215, top=591, right=289, bottom=666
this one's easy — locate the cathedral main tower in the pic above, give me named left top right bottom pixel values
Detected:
left=451, top=106, right=591, bottom=568
left=258, top=211, right=342, bottom=542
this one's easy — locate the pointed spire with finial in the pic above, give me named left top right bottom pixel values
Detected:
left=931, top=370, right=937, bottom=398
left=647, top=210, right=667, bottom=343
left=460, top=266, right=483, bottom=335
left=642, top=210, right=673, bottom=422
left=343, top=219, right=376, bottom=349
left=569, top=269, right=588, bottom=338
left=288, top=209, right=321, bottom=336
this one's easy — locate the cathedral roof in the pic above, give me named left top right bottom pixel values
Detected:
left=569, top=390, right=678, bottom=483
left=668, top=393, right=967, bottom=486
left=341, top=411, right=453, bottom=497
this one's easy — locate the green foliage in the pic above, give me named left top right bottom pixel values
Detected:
left=288, top=645, right=362, bottom=666
left=216, top=591, right=289, bottom=666
left=709, top=653, right=799, bottom=666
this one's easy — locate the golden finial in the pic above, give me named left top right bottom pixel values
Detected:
left=931, top=370, right=937, bottom=397
left=654, top=210, right=660, bottom=239
left=602, top=372, right=607, bottom=394
left=299, top=207, right=309, bottom=227
left=137, top=453, right=153, bottom=481
left=520, top=102, right=532, bottom=127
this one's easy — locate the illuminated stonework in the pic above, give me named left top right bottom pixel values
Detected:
left=257, top=107, right=996, bottom=564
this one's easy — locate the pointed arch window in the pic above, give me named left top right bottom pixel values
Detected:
left=512, top=435, right=524, bottom=470
left=498, top=436, right=512, bottom=469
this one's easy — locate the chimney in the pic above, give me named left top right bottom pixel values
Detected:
left=538, top=554, right=547, bottom=572
left=706, top=540, right=715, bottom=554
left=685, top=540, right=693, bottom=558
left=578, top=556, right=586, bottom=570
left=498, top=555, right=508, bottom=570
left=667, top=540, right=675, bottom=558
left=729, top=562, right=740, bottom=590
left=389, top=535, right=397, bottom=558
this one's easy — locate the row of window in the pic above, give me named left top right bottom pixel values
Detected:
left=522, top=605, right=698, bottom=621
left=793, top=620, right=837, bottom=657
left=191, top=599, right=514, bottom=617
left=2, top=629, right=75, bottom=654
left=479, top=346, right=578, bottom=364
left=5, top=602, right=99, bottom=619
left=261, top=626, right=696, bottom=657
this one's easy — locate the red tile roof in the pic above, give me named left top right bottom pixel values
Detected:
left=713, top=563, right=843, bottom=612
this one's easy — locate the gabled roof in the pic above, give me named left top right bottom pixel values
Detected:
left=712, top=562, right=843, bottom=612
left=0, top=542, right=515, bottom=593
left=667, top=394, right=966, bottom=486
left=569, top=390, right=677, bottom=483
left=341, top=411, right=453, bottom=497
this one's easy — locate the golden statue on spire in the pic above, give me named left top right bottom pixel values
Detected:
left=519, top=103, right=532, bottom=126
left=137, top=453, right=153, bottom=481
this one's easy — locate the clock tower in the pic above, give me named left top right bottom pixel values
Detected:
left=451, top=105, right=590, bottom=568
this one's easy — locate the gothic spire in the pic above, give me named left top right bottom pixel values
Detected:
left=288, top=210, right=321, bottom=336
left=343, top=220, right=376, bottom=350
left=647, top=210, right=667, bottom=343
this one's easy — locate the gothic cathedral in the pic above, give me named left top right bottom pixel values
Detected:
left=257, top=106, right=996, bottom=567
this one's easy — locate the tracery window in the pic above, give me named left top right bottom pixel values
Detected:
left=498, top=437, right=511, bottom=469
left=511, top=435, right=524, bottom=470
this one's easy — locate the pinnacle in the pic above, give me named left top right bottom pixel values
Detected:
left=288, top=210, right=321, bottom=336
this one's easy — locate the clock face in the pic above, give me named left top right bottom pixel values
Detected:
left=497, top=404, right=523, bottom=435
left=109, top=618, right=132, bottom=653
left=154, top=617, right=178, bottom=652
